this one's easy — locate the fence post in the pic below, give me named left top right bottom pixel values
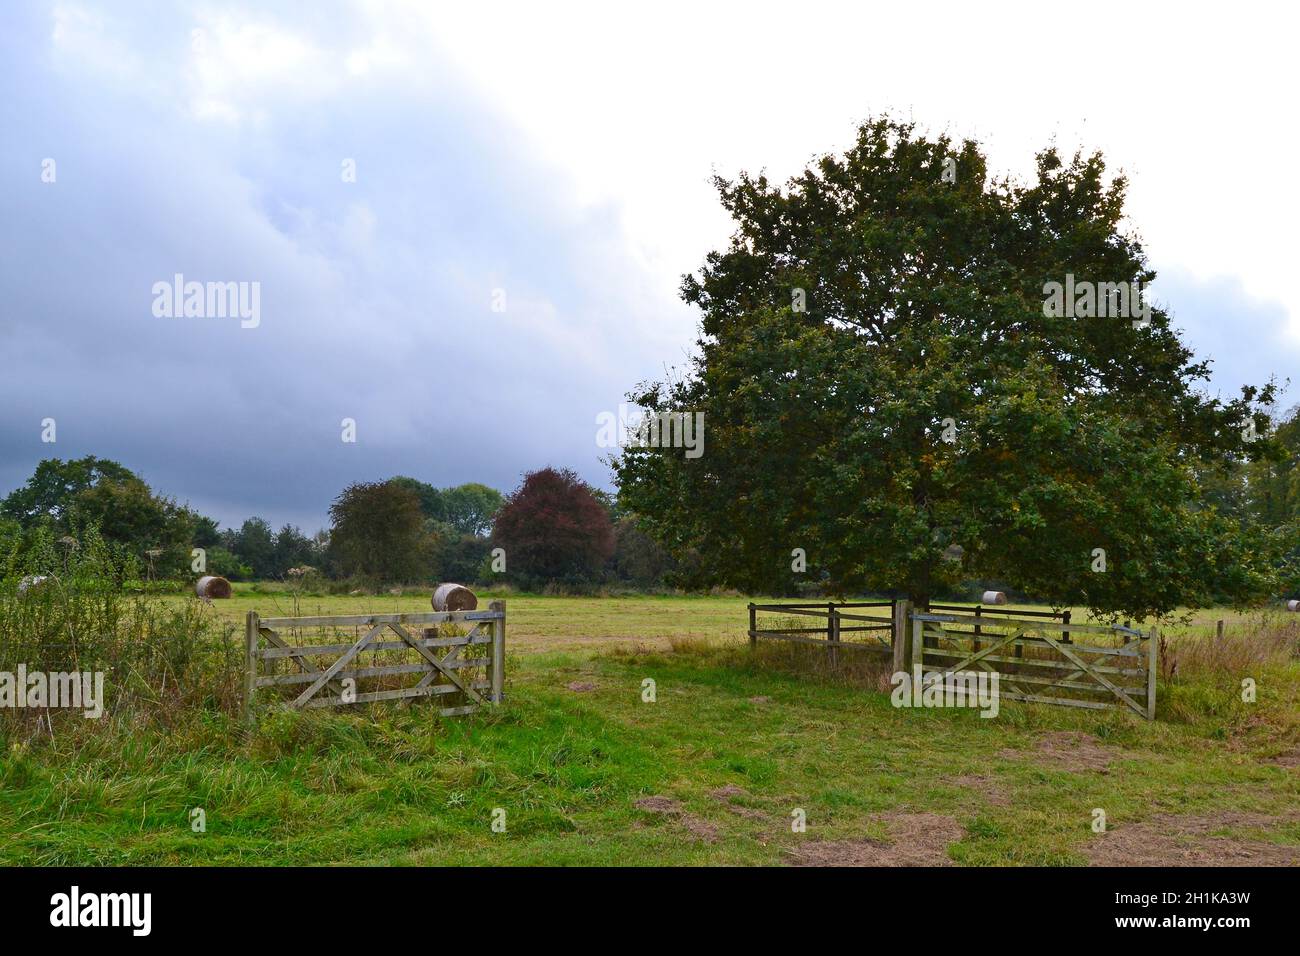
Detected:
left=748, top=602, right=757, bottom=649
left=892, top=600, right=913, bottom=675
left=1216, top=620, right=1224, bottom=640
left=1062, top=609, right=1072, bottom=645
left=828, top=606, right=840, bottom=670
left=490, top=600, right=506, bottom=704
left=1146, top=627, right=1157, bottom=720
left=244, top=610, right=259, bottom=723
left=973, top=604, right=982, bottom=653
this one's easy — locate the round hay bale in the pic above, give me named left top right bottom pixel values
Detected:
left=432, top=583, right=477, bottom=612
left=195, top=575, right=233, bottom=600
left=17, top=575, right=51, bottom=595
left=1288, top=599, right=1300, bottom=612
left=980, top=590, right=1008, bottom=606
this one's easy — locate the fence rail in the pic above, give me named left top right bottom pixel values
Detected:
left=748, top=601, right=896, bottom=668
left=244, top=601, right=505, bottom=719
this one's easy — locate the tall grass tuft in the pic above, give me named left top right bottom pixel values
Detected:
left=1162, top=612, right=1300, bottom=679
left=0, top=525, right=240, bottom=738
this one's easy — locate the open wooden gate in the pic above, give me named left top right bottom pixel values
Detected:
left=244, top=602, right=505, bottom=719
left=910, top=609, right=1155, bottom=718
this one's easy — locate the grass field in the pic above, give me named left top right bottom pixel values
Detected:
left=1, top=589, right=1297, bottom=866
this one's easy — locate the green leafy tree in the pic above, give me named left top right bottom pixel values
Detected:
left=611, top=515, right=673, bottom=587
left=389, top=476, right=445, bottom=522
left=615, top=118, right=1280, bottom=618
left=441, top=483, right=504, bottom=536
left=2, top=457, right=200, bottom=573
left=271, top=524, right=317, bottom=576
left=0, top=456, right=137, bottom=524
left=74, top=477, right=195, bottom=570
left=231, top=518, right=276, bottom=579
left=328, top=481, right=435, bottom=583
left=202, top=546, right=253, bottom=581
left=192, top=514, right=222, bottom=549
left=437, top=533, right=491, bottom=583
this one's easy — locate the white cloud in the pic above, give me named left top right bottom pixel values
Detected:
left=408, top=0, right=1300, bottom=339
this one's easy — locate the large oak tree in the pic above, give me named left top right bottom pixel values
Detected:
left=614, top=119, right=1280, bottom=618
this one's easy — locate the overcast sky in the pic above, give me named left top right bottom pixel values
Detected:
left=2, top=1, right=1297, bottom=533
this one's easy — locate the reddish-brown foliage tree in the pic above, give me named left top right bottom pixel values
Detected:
left=491, top=467, right=614, bottom=587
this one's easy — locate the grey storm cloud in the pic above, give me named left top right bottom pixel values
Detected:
left=0, top=1, right=695, bottom=531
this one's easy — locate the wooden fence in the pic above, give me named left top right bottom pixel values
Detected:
left=907, top=609, right=1155, bottom=719
left=244, top=601, right=505, bottom=719
left=748, top=601, right=898, bottom=668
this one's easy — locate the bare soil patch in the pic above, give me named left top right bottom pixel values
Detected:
left=999, top=731, right=1124, bottom=773
left=953, top=774, right=1010, bottom=806
left=709, top=784, right=749, bottom=801
left=1264, top=746, right=1300, bottom=769
left=565, top=681, right=597, bottom=693
left=633, top=795, right=718, bottom=842
left=634, top=796, right=682, bottom=814
left=788, top=812, right=964, bottom=867
left=1087, top=812, right=1300, bottom=866
left=707, top=784, right=768, bottom=820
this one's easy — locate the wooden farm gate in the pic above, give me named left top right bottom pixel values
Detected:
left=907, top=609, right=1156, bottom=719
left=244, top=601, right=505, bottom=719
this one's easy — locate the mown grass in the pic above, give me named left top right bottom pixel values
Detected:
left=1, top=591, right=1297, bottom=865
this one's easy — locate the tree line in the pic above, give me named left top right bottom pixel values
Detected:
left=0, top=458, right=672, bottom=591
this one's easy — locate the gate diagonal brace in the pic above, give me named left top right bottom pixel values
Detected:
left=926, top=623, right=1033, bottom=699
left=259, top=626, right=349, bottom=697
left=414, top=623, right=480, bottom=690
left=388, top=622, right=487, bottom=707
left=293, top=624, right=383, bottom=708
left=1036, top=632, right=1147, bottom=718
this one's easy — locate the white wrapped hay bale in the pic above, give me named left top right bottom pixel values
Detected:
left=1287, top=599, right=1300, bottom=612
left=432, top=583, right=478, bottom=612
left=980, top=590, right=1008, bottom=605
left=195, top=575, right=233, bottom=599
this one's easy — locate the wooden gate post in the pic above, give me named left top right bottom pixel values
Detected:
left=748, top=602, right=757, bottom=649
left=1146, top=627, right=1157, bottom=720
left=828, top=606, right=840, bottom=670
left=490, top=600, right=506, bottom=704
left=892, top=600, right=912, bottom=675
left=244, top=610, right=259, bottom=722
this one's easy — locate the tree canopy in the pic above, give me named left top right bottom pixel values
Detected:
left=328, top=480, right=433, bottom=583
left=614, top=118, right=1282, bottom=617
left=1, top=456, right=199, bottom=574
